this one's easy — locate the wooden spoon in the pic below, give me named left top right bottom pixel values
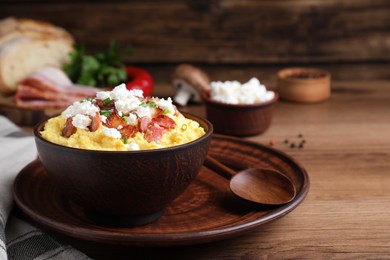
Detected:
left=204, top=155, right=296, bottom=205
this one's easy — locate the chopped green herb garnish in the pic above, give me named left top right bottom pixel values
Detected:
left=103, top=97, right=111, bottom=105
left=139, top=101, right=147, bottom=107
left=120, top=115, right=127, bottom=122
left=163, top=109, right=170, bottom=114
left=99, top=110, right=112, bottom=117
left=148, top=101, right=156, bottom=108
left=181, top=124, right=187, bottom=131
left=80, top=97, right=94, bottom=103
left=123, top=136, right=128, bottom=144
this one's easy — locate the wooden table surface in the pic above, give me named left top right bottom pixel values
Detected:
left=17, top=79, right=390, bottom=259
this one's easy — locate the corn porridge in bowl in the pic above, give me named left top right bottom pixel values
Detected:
left=34, top=84, right=213, bottom=227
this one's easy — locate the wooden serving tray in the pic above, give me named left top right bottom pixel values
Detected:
left=13, top=134, right=310, bottom=246
left=0, top=94, right=61, bottom=126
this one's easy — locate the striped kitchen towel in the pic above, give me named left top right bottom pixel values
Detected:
left=0, top=116, right=90, bottom=260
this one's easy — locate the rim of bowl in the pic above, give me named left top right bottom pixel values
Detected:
left=277, top=67, right=330, bottom=82
left=33, top=112, right=213, bottom=154
left=202, top=91, right=279, bottom=108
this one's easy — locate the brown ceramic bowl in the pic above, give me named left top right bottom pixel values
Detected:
left=202, top=92, right=278, bottom=136
left=277, top=67, right=331, bottom=103
left=33, top=112, right=213, bottom=227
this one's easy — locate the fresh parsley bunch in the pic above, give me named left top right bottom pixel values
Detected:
left=63, top=42, right=132, bottom=88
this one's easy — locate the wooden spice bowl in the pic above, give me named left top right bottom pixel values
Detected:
left=277, top=67, right=331, bottom=103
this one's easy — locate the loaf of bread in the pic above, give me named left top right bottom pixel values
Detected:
left=0, top=17, right=74, bottom=94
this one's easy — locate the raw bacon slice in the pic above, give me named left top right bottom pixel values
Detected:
left=15, top=66, right=101, bottom=109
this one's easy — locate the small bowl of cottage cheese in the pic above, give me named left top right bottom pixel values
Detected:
left=203, top=77, right=278, bottom=136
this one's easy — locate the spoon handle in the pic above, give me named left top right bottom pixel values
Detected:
left=204, top=155, right=236, bottom=179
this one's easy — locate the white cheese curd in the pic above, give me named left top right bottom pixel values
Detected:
left=209, top=77, right=275, bottom=105
left=95, top=90, right=111, bottom=101
left=115, top=97, right=141, bottom=115
left=72, top=114, right=92, bottom=129
left=108, top=83, right=129, bottom=100
left=100, top=115, right=107, bottom=123
left=130, top=89, right=144, bottom=98
left=102, top=127, right=122, bottom=139
left=135, top=105, right=151, bottom=118
left=125, top=143, right=140, bottom=151
left=96, top=84, right=143, bottom=102
left=126, top=113, right=138, bottom=125
left=155, top=97, right=175, bottom=115
left=63, top=100, right=99, bottom=118
left=111, top=84, right=143, bottom=100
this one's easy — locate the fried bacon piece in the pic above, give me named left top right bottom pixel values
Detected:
left=94, top=99, right=114, bottom=110
left=88, top=112, right=101, bottom=132
left=145, top=124, right=165, bottom=143
left=119, top=125, right=137, bottom=139
left=151, top=115, right=176, bottom=129
left=139, top=116, right=151, bottom=133
left=61, top=117, right=77, bottom=137
left=104, top=110, right=125, bottom=129
left=144, top=115, right=176, bottom=143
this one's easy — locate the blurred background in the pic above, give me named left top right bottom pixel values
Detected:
left=1, top=0, right=389, bottom=96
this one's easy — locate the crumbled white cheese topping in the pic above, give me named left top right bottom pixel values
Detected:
left=135, top=105, right=151, bottom=118
left=63, top=100, right=99, bottom=118
left=61, top=84, right=178, bottom=147
left=125, top=143, right=140, bottom=151
left=209, top=77, right=275, bottom=105
left=72, top=114, right=92, bottom=129
left=115, top=98, right=141, bottom=115
left=155, top=97, right=175, bottom=115
left=126, top=113, right=138, bottom=126
left=96, top=84, right=143, bottom=101
left=100, top=115, right=107, bottom=123
left=95, top=90, right=110, bottom=101
left=95, top=84, right=175, bottom=118
left=102, top=127, right=122, bottom=139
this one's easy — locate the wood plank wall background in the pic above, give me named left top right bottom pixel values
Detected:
left=1, top=0, right=389, bottom=90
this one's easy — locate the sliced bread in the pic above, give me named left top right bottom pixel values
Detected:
left=0, top=17, right=73, bottom=47
left=0, top=17, right=74, bottom=94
